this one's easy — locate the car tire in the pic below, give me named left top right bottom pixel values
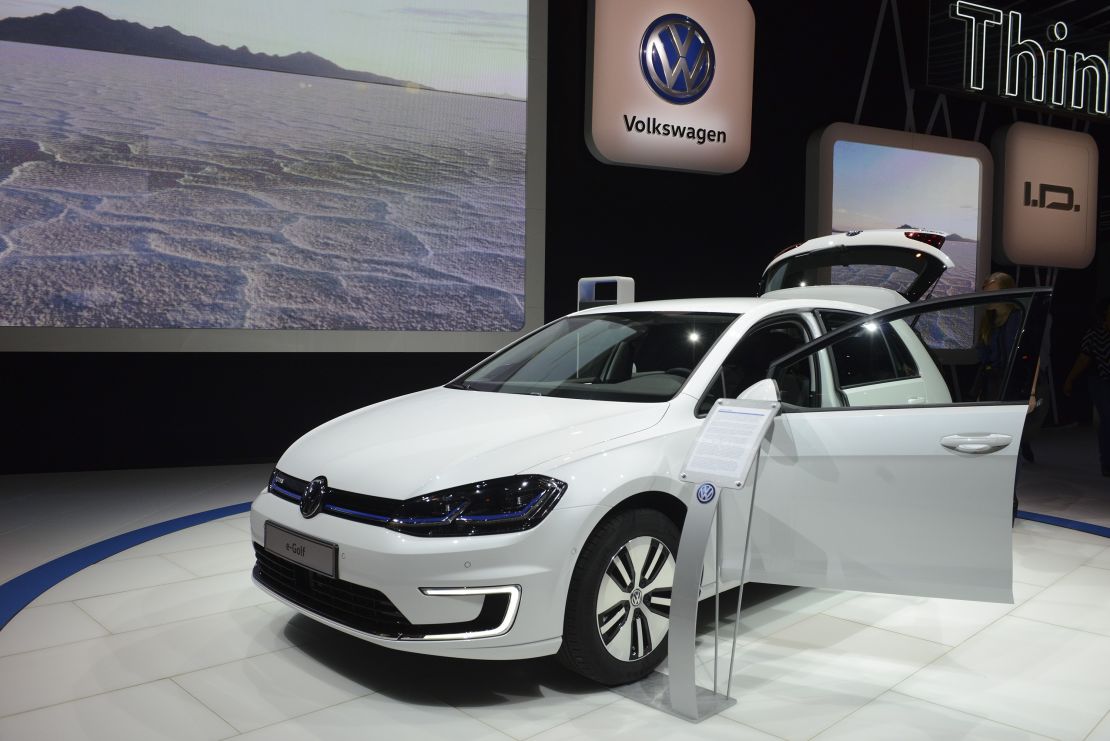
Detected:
left=558, top=508, right=678, bottom=686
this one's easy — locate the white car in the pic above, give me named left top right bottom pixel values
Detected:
left=251, top=229, right=1049, bottom=685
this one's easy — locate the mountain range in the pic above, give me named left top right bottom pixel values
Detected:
left=0, top=6, right=424, bottom=89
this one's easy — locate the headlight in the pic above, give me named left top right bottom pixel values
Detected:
left=390, top=475, right=567, bottom=536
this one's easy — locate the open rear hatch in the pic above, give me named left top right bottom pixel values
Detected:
left=758, top=229, right=955, bottom=302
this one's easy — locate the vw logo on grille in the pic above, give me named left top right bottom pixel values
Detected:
left=640, top=14, right=715, bottom=104
left=696, top=482, right=716, bottom=504
left=301, top=476, right=328, bottom=518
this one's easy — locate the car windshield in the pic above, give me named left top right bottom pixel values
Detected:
left=450, top=312, right=738, bottom=402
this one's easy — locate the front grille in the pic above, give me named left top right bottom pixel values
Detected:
left=268, top=470, right=402, bottom=526
left=254, top=543, right=514, bottom=640
left=253, top=543, right=411, bottom=636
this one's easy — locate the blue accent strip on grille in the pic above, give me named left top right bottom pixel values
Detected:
left=0, top=502, right=251, bottom=631
left=323, top=504, right=392, bottom=523
left=271, top=483, right=302, bottom=500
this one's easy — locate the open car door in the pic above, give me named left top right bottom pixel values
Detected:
left=758, top=229, right=955, bottom=301
left=742, top=287, right=1051, bottom=603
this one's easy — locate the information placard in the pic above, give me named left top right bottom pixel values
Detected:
left=683, top=399, right=779, bottom=488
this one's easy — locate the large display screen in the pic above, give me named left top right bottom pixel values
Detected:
left=809, top=124, right=992, bottom=359
left=0, top=0, right=543, bottom=351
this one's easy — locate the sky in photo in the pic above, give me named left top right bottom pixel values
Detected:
left=0, top=0, right=528, bottom=97
left=832, top=141, right=982, bottom=238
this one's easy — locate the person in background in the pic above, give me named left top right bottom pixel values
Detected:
left=972, top=272, right=1021, bottom=402
left=1063, top=298, right=1110, bottom=477
left=974, top=272, right=1038, bottom=523
left=973, top=272, right=1037, bottom=462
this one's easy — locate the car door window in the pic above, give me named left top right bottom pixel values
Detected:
left=817, top=310, right=919, bottom=389
left=697, top=318, right=814, bottom=415
left=771, top=289, right=1050, bottom=409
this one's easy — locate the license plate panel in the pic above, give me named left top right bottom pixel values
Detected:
left=264, top=521, right=337, bottom=578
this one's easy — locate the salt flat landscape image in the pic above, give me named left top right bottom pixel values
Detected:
left=0, top=39, right=526, bottom=330
left=831, top=140, right=984, bottom=351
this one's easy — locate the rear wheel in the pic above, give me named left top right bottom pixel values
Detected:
left=558, top=509, right=678, bottom=685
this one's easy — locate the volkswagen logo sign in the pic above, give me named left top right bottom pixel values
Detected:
left=696, top=482, right=716, bottom=504
left=640, top=14, right=715, bottom=104
left=301, top=475, right=328, bottom=518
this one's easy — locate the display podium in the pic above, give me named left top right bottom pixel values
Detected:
left=613, top=392, right=780, bottom=722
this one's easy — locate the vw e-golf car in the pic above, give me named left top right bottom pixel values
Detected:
left=251, top=229, right=1048, bottom=685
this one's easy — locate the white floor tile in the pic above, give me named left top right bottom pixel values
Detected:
left=222, top=514, right=254, bottom=534
left=0, top=602, right=108, bottom=657
left=229, top=693, right=515, bottom=741
left=163, top=539, right=258, bottom=577
left=528, top=697, right=779, bottom=741
left=455, top=681, right=620, bottom=740
left=1011, top=566, right=1110, bottom=638
left=1011, top=530, right=1106, bottom=587
left=0, top=679, right=233, bottom=741
left=822, top=582, right=1041, bottom=646
left=104, top=520, right=249, bottom=562
left=76, top=571, right=274, bottom=633
left=688, top=587, right=856, bottom=667
left=256, top=601, right=298, bottom=619
left=737, top=587, right=856, bottom=642
left=1089, top=547, right=1110, bottom=570
left=896, top=615, right=1110, bottom=740
left=1088, top=709, right=1110, bottom=741
left=29, top=556, right=196, bottom=606
left=0, top=606, right=298, bottom=717
left=174, top=646, right=372, bottom=733
left=715, top=614, right=947, bottom=740
left=812, top=691, right=1054, bottom=740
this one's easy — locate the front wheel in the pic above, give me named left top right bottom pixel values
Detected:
left=558, top=509, right=678, bottom=685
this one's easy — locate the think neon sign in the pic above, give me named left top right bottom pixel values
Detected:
left=950, top=1, right=1108, bottom=115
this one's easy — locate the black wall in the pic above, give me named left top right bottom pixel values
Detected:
left=3, top=1, right=1107, bottom=474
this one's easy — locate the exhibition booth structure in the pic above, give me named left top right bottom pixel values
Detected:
left=1, top=0, right=1109, bottom=739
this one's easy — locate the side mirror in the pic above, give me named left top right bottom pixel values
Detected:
left=738, top=378, right=780, bottom=402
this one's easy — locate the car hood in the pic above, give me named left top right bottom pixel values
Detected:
left=276, top=387, right=669, bottom=499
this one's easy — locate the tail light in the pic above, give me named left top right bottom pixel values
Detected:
left=904, top=231, right=946, bottom=249
left=771, top=242, right=804, bottom=259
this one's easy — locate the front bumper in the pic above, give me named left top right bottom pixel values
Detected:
left=250, top=490, right=600, bottom=660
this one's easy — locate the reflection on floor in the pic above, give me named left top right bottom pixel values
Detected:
left=0, top=449, right=1105, bottom=741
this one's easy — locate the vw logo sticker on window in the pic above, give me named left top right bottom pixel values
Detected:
left=696, top=482, right=716, bottom=504
left=640, top=14, right=715, bottom=104
left=301, top=475, right=328, bottom=518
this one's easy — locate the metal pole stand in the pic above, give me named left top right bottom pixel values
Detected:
left=613, top=398, right=778, bottom=722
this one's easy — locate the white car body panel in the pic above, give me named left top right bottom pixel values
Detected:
left=743, top=403, right=1022, bottom=602
left=763, top=230, right=955, bottom=278
left=278, top=388, right=669, bottom=498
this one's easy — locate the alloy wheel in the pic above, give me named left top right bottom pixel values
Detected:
left=595, top=535, right=675, bottom=661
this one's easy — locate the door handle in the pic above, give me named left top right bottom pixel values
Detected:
left=907, top=396, right=926, bottom=404
left=940, top=433, right=1013, bottom=454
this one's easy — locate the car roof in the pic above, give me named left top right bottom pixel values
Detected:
left=570, top=285, right=907, bottom=317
